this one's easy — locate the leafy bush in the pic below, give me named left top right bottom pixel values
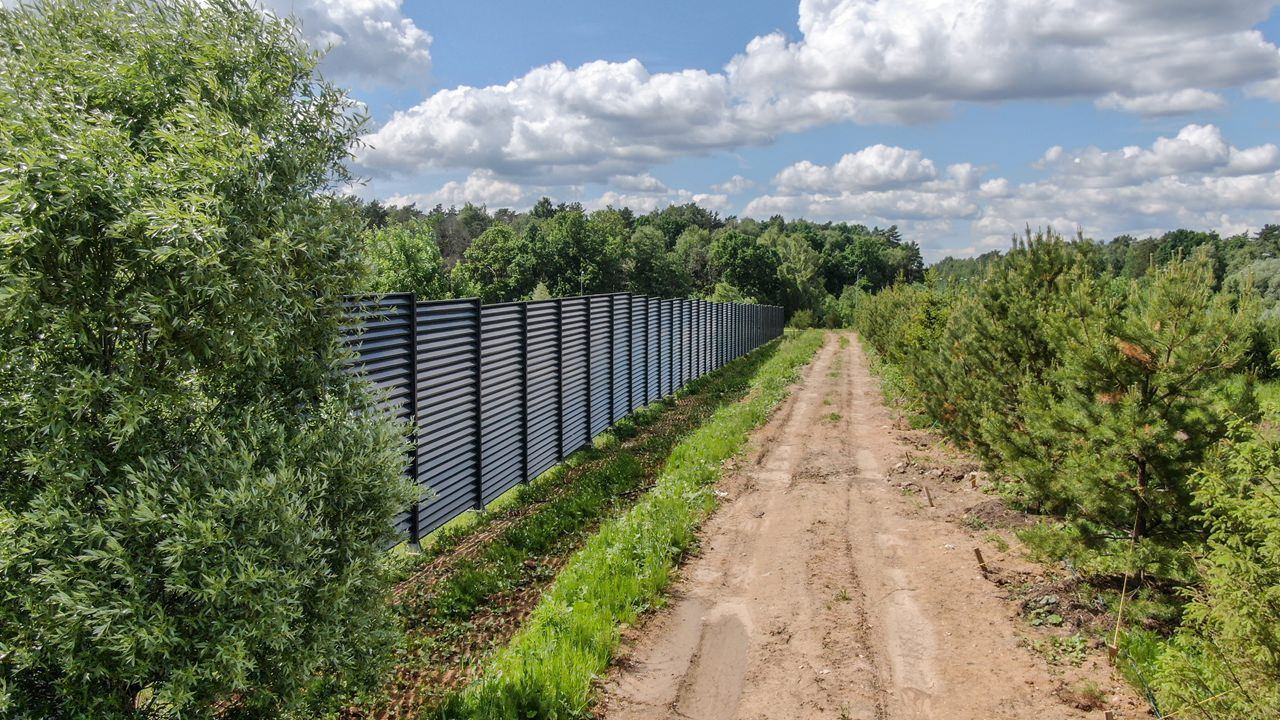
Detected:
left=0, top=1, right=410, bottom=716
left=365, top=220, right=451, bottom=299
left=787, top=308, right=815, bottom=329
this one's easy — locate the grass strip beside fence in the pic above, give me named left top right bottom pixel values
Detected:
left=437, top=329, right=824, bottom=719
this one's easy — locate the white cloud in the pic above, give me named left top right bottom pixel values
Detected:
left=360, top=59, right=763, bottom=181
left=1095, top=90, right=1227, bottom=116
left=727, top=0, right=1280, bottom=114
left=711, top=175, right=757, bottom=195
left=775, top=145, right=938, bottom=193
left=385, top=169, right=532, bottom=209
left=744, top=124, right=1280, bottom=259
left=609, top=173, right=670, bottom=193
left=263, top=0, right=432, bottom=89
left=1036, top=124, right=1280, bottom=185
left=359, top=0, right=1280, bottom=184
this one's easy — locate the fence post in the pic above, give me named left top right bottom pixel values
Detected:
left=657, top=298, right=664, bottom=398
left=520, top=301, right=530, bottom=485
left=585, top=297, right=593, bottom=441
left=555, top=298, right=565, bottom=461
left=406, top=293, right=420, bottom=546
left=470, top=297, right=484, bottom=511
left=627, top=295, right=634, bottom=412
left=607, top=295, right=615, bottom=425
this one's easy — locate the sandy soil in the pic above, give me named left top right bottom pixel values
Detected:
left=596, top=332, right=1147, bottom=720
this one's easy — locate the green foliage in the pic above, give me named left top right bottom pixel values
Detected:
left=623, top=226, right=691, bottom=297
left=538, top=209, right=617, bottom=297
left=673, top=226, right=715, bottom=295
left=857, top=230, right=1273, bottom=718
left=1152, top=423, right=1280, bottom=719
left=709, top=230, right=784, bottom=306
left=820, top=225, right=923, bottom=293
left=0, top=1, right=410, bottom=716
left=1017, top=252, right=1257, bottom=537
left=634, top=202, right=722, bottom=246
left=768, top=229, right=825, bottom=314
left=708, top=280, right=756, bottom=304
left=451, top=223, right=538, bottom=302
left=437, top=331, right=824, bottom=719
left=788, top=309, right=815, bottom=329
left=857, top=234, right=1257, bottom=541
left=364, top=220, right=451, bottom=299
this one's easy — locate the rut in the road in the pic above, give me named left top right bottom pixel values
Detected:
left=597, top=332, right=1123, bottom=720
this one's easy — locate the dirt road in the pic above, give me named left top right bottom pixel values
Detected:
left=597, top=332, right=1140, bottom=720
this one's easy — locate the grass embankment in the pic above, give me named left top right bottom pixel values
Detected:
left=434, top=329, right=825, bottom=719
left=306, top=333, right=815, bottom=719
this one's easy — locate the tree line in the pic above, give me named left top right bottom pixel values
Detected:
left=852, top=230, right=1279, bottom=719
left=351, top=197, right=925, bottom=325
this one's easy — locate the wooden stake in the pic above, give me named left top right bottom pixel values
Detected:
left=969, top=474, right=978, bottom=490
left=973, top=547, right=988, bottom=573
left=924, top=487, right=934, bottom=507
left=1103, top=711, right=1115, bottom=720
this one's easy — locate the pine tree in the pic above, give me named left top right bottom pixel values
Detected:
left=908, top=231, right=1090, bottom=473
left=1153, top=422, right=1280, bottom=719
left=1021, top=251, right=1257, bottom=538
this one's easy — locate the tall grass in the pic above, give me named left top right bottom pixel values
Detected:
left=435, top=330, right=824, bottom=718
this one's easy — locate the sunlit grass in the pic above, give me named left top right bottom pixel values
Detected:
left=435, top=330, right=825, bottom=719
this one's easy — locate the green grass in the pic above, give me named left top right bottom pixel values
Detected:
left=858, top=342, right=933, bottom=429
left=299, top=338, right=798, bottom=718
left=435, top=330, right=825, bottom=719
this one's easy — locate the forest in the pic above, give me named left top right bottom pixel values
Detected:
left=354, top=195, right=1280, bottom=331
left=351, top=197, right=923, bottom=325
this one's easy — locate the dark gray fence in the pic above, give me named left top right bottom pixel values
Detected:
left=343, top=293, right=784, bottom=545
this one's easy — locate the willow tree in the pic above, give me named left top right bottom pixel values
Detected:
left=0, top=1, right=410, bottom=716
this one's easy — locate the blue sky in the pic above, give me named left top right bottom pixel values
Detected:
left=272, top=0, right=1280, bottom=259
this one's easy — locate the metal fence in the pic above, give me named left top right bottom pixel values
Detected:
left=342, top=293, right=784, bottom=545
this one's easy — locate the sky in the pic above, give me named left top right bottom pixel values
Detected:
left=266, top=0, right=1280, bottom=260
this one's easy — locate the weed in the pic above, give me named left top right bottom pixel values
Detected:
left=835, top=588, right=851, bottom=602
left=823, top=412, right=842, bottom=423
left=985, top=533, right=1010, bottom=552
left=1026, top=594, right=1066, bottom=627
left=1030, top=633, right=1088, bottom=666
left=1059, top=679, right=1107, bottom=710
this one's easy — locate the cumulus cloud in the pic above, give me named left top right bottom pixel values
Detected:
left=384, top=169, right=533, bottom=210
left=711, top=175, right=758, bottom=195
left=1036, top=124, right=1280, bottom=185
left=744, top=124, right=1280, bottom=259
left=263, top=0, right=432, bottom=89
left=359, top=0, right=1280, bottom=183
left=360, top=59, right=763, bottom=181
left=1095, top=90, right=1227, bottom=116
left=773, top=145, right=937, bottom=193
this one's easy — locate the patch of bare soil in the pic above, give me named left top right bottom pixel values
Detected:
left=595, top=332, right=1149, bottom=720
